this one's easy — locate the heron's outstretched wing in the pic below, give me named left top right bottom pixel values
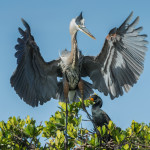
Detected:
left=10, top=19, right=61, bottom=107
left=82, top=12, right=148, bottom=99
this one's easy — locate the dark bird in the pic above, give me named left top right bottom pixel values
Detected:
left=89, top=95, right=111, bottom=127
left=10, top=12, right=148, bottom=106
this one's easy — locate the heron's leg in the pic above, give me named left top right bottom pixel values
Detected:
left=64, top=80, right=69, bottom=149
left=78, top=79, right=85, bottom=109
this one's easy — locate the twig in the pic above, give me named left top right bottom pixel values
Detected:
left=65, top=100, right=68, bottom=150
left=82, top=119, right=91, bottom=121
left=82, top=104, right=102, bottom=145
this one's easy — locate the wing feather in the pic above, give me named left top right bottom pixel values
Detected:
left=82, top=12, right=148, bottom=99
left=10, top=19, right=61, bottom=107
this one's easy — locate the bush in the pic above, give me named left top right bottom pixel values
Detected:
left=0, top=100, right=150, bottom=149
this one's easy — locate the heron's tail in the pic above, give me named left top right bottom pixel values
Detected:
left=56, top=80, right=94, bottom=103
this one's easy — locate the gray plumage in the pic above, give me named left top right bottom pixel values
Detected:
left=82, top=11, right=148, bottom=99
left=10, top=12, right=148, bottom=107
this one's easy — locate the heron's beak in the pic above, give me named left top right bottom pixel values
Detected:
left=79, top=26, right=96, bottom=40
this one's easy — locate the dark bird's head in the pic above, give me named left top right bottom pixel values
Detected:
left=69, top=12, right=95, bottom=39
left=89, top=94, right=103, bottom=108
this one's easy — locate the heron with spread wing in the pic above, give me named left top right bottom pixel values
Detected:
left=11, top=12, right=147, bottom=147
left=11, top=12, right=148, bottom=106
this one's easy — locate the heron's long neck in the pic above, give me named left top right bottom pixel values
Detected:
left=70, top=32, right=78, bottom=68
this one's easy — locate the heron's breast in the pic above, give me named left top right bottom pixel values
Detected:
left=65, top=67, right=80, bottom=90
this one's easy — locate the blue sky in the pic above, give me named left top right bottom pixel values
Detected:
left=0, top=0, right=150, bottom=131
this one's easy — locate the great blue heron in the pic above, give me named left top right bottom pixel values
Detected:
left=10, top=12, right=96, bottom=107
left=89, top=94, right=110, bottom=127
left=10, top=11, right=148, bottom=106
left=10, top=12, right=147, bottom=148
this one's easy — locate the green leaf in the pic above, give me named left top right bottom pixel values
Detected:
left=25, top=124, right=36, bottom=136
left=116, top=135, right=120, bottom=144
left=13, top=116, right=17, bottom=125
left=60, top=135, right=65, bottom=144
left=59, top=102, right=66, bottom=110
left=147, top=134, right=150, bottom=141
left=55, top=112, right=61, bottom=119
left=102, top=125, right=106, bottom=135
left=7, top=134, right=11, bottom=139
left=26, top=115, right=30, bottom=124
left=124, top=144, right=129, bottom=149
left=0, top=131, right=2, bottom=140
left=0, top=122, right=3, bottom=129
left=128, top=128, right=132, bottom=136
left=6, top=122, right=10, bottom=129
left=55, top=137, right=59, bottom=146
left=108, top=120, right=113, bottom=129
left=120, top=134, right=125, bottom=142
left=57, top=130, right=61, bottom=139
left=78, top=116, right=82, bottom=125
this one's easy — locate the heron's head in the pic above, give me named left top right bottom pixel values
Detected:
left=69, top=12, right=95, bottom=40
left=89, top=94, right=103, bottom=108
